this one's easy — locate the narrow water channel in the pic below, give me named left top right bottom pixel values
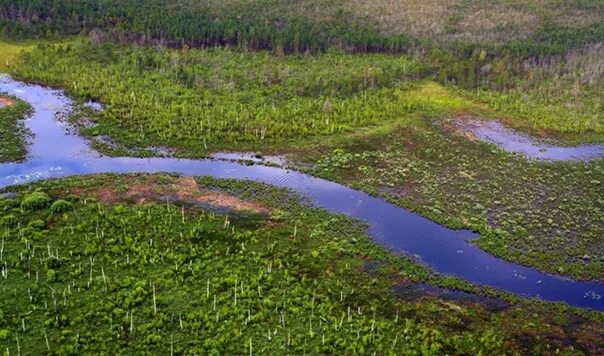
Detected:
left=456, top=119, right=604, bottom=161
left=1, top=75, right=602, bottom=311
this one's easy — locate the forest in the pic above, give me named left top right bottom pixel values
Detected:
left=1, top=0, right=603, bottom=56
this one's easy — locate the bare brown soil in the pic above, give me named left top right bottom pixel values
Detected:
left=441, top=115, right=480, bottom=142
left=0, top=96, right=15, bottom=107
left=60, top=175, right=271, bottom=214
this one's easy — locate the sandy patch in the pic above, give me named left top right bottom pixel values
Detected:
left=0, top=96, right=15, bottom=108
left=61, top=176, right=271, bottom=214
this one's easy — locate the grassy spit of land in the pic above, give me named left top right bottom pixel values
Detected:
left=0, top=174, right=602, bottom=354
left=0, top=96, right=30, bottom=162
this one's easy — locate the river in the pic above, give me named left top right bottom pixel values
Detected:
left=1, top=75, right=602, bottom=311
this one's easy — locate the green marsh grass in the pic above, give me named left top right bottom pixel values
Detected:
left=0, top=98, right=30, bottom=162
left=0, top=174, right=602, bottom=354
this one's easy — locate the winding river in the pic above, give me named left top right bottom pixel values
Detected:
left=1, top=75, right=603, bottom=311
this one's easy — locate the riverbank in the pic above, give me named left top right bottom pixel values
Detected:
left=0, top=96, right=30, bottom=162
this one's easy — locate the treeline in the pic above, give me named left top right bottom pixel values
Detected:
left=1, top=0, right=602, bottom=58
left=1, top=0, right=602, bottom=94
left=0, top=0, right=412, bottom=53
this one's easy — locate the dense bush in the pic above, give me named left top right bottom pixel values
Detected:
left=27, top=219, right=46, bottom=230
left=0, top=213, right=16, bottom=227
left=20, top=191, right=51, bottom=210
left=50, top=199, right=73, bottom=213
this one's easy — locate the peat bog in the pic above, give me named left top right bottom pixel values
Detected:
left=0, top=1, right=603, bottom=353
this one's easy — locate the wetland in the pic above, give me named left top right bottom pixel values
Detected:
left=0, top=1, right=603, bottom=352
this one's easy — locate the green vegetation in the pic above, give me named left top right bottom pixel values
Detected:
left=9, top=42, right=603, bottom=158
left=20, top=191, right=51, bottom=210
left=11, top=43, right=426, bottom=153
left=0, top=41, right=35, bottom=71
left=451, top=43, right=604, bottom=140
left=0, top=1, right=602, bottom=353
left=304, top=121, right=604, bottom=282
left=5, top=41, right=603, bottom=282
left=0, top=174, right=602, bottom=354
left=1, top=0, right=602, bottom=56
left=2, top=1, right=603, bottom=123
left=0, top=0, right=409, bottom=53
left=0, top=38, right=79, bottom=71
left=0, top=97, right=30, bottom=162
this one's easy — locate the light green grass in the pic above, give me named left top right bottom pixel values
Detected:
left=0, top=38, right=81, bottom=71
